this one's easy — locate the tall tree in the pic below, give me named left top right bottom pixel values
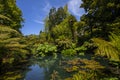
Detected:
left=52, top=15, right=77, bottom=42
left=67, top=15, right=77, bottom=41
left=0, top=0, right=23, bottom=32
left=0, top=1, right=27, bottom=64
left=80, top=0, right=120, bottom=38
left=47, top=6, right=68, bottom=31
left=44, top=5, right=69, bottom=40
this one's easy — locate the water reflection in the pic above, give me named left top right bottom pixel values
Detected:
left=0, top=56, right=119, bottom=80
left=0, top=61, right=31, bottom=80
left=24, top=57, right=58, bottom=80
left=0, top=57, right=58, bottom=80
left=25, top=64, right=44, bottom=80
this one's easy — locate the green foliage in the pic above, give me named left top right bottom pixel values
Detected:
left=75, top=46, right=87, bottom=56
left=73, top=21, right=86, bottom=38
left=52, top=21, right=72, bottom=39
left=39, top=31, right=47, bottom=42
left=0, top=1, right=27, bottom=63
left=92, top=38, right=120, bottom=61
left=1, top=72, right=22, bottom=80
left=101, top=77, right=119, bottom=80
left=55, top=35, right=73, bottom=50
left=36, top=43, right=57, bottom=57
left=67, top=15, right=77, bottom=41
left=72, top=71, right=98, bottom=80
left=109, top=17, right=120, bottom=35
left=60, top=40, right=87, bottom=56
left=44, top=5, right=69, bottom=41
left=23, top=34, right=42, bottom=54
left=0, top=14, right=12, bottom=22
left=0, top=0, right=23, bottom=31
left=0, top=13, right=27, bottom=64
left=0, top=25, right=28, bottom=63
left=80, top=0, right=120, bottom=38
left=109, top=33, right=120, bottom=52
left=61, top=49, right=76, bottom=56
left=56, top=36, right=87, bottom=56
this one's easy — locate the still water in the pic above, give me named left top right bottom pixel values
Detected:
left=24, top=64, right=44, bottom=80
left=1, top=56, right=118, bottom=80
left=0, top=57, right=59, bottom=80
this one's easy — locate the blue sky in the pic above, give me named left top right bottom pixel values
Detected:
left=16, top=0, right=84, bottom=35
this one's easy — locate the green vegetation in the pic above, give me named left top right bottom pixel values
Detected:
left=36, top=43, right=57, bottom=57
left=0, top=0, right=28, bottom=65
left=0, top=0, right=120, bottom=79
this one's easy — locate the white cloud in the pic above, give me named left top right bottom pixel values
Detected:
left=34, top=20, right=44, bottom=24
left=43, top=2, right=52, bottom=13
left=33, top=1, right=52, bottom=25
left=68, top=0, right=84, bottom=17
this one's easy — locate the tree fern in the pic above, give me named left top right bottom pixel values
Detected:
left=0, top=25, right=28, bottom=63
left=0, top=14, right=12, bottom=21
left=91, top=38, right=120, bottom=61
left=0, top=25, right=21, bottom=37
left=109, top=33, right=120, bottom=52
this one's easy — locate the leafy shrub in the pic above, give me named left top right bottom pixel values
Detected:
left=55, top=35, right=73, bottom=50
left=75, top=46, right=87, bottom=56
left=36, top=43, right=57, bottom=57
left=61, top=45, right=87, bottom=56
left=61, top=49, right=76, bottom=56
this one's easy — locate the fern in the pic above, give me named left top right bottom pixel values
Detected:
left=0, top=25, right=28, bottom=63
left=92, top=38, right=120, bottom=61
left=0, top=14, right=12, bottom=21
left=109, top=33, right=120, bottom=52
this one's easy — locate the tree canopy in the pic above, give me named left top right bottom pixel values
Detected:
left=0, top=0, right=23, bottom=32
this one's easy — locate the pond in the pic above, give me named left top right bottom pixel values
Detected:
left=0, top=57, right=63, bottom=80
left=25, top=64, right=44, bottom=80
left=0, top=56, right=119, bottom=80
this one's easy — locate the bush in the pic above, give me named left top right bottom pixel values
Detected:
left=75, top=46, right=87, bottom=56
left=61, top=46, right=87, bottom=56
left=36, top=43, right=57, bottom=57
left=61, top=49, right=76, bottom=56
left=55, top=35, right=73, bottom=50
